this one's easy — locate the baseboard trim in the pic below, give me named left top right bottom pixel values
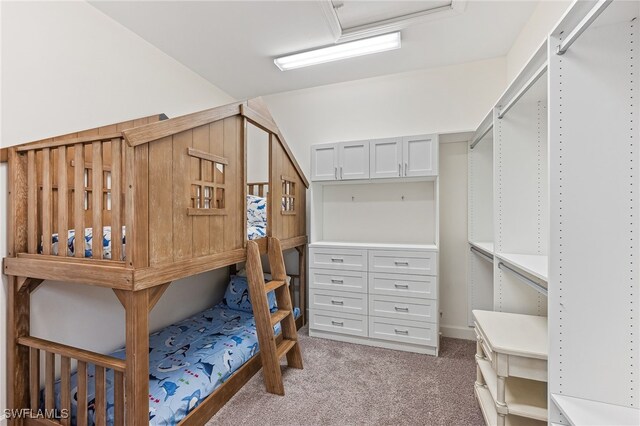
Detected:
left=440, top=324, right=476, bottom=340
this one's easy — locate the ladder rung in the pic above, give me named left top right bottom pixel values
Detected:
left=270, top=309, right=291, bottom=327
left=276, top=338, right=296, bottom=359
left=264, top=280, right=286, bottom=293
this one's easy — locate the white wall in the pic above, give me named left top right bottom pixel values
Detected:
left=246, top=123, right=270, bottom=184
left=438, top=141, right=471, bottom=338
left=264, top=57, right=507, bottom=338
left=0, top=1, right=236, bottom=419
left=506, top=0, right=571, bottom=83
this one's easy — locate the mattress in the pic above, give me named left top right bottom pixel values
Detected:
left=247, top=225, right=267, bottom=240
left=46, top=303, right=300, bottom=425
left=39, top=201, right=265, bottom=258
left=39, top=226, right=126, bottom=260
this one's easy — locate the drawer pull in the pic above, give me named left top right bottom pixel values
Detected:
left=394, top=283, right=409, bottom=289
left=394, top=328, right=409, bottom=335
left=331, top=257, right=344, bottom=263
left=394, top=306, right=409, bottom=312
left=331, top=278, right=344, bottom=284
left=394, top=261, right=409, bottom=266
left=331, top=300, right=344, bottom=305
left=331, top=320, right=344, bottom=326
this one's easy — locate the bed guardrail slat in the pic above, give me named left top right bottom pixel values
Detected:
left=113, top=371, right=125, bottom=426
left=60, top=356, right=71, bottom=426
left=77, top=361, right=88, bottom=426
left=74, top=144, right=85, bottom=258
left=58, top=146, right=68, bottom=257
left=94, top=366, right=106, bottom=426
left=92, top=142, right=103, bottom=260
left=44, top=351, right=55, bottom=411
left=27, top=150, right=37, bottom=253
left=29, top=347, right=40, bottom=412
left=42, top=148, right=52, bottom=255
left=111, top=139, right=122, bottom=262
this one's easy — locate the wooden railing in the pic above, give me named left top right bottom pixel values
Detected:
left=15, top=135, right=127, bottom=261
left=18, top=336, right=126, bottom=426
left=247, top=182, right=269, bottom=198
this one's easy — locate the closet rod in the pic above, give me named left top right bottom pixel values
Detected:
left=498, top=262, right=548, bottom=297
left=470, top=246, right=493, bottom=263
left=497, top=63, right=547, bottom=119
left=470, top=124, right=493, bottom=149
left=556, top=0, right=612, bottom=55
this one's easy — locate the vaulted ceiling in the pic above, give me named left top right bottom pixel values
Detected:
left=91, top=1, right=538, bottom=99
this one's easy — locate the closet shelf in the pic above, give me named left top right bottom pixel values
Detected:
left=495, top=253, right=548, bottom=282
left=475, top=384, right=546, bottom=426
left=309, top=241, right=438, bottom=251
left=473, top=310, right=547, bottom=360
left=477, top=358, right=548, bottom=421
left=551, top=394, right=640, bottom=426
left=469, top=241, right=494, bottom=254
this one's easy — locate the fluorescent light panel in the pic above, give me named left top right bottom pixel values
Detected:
left=274, top=32, right=401, bottom=71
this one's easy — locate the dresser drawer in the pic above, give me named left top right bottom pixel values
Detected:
left=310, top=310, right=367, bottom=337
left=368, top=250, right=437, bottom=276
left=309, top=247, right=367, bottom=271
left=369, top=272, right=437, bottom=299
left=369, top=317, right=437, bottom=346
left=309, top=288, right=367, bottom=315
left=310, top=268, right=367, bottom=293
left=368, top=294, right=436, bottom=322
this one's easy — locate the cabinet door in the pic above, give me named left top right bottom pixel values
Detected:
left=311, top=143, right=338, bottom=181
left=402, top=134, right=438, bottom=177
left=370, top=138, right=402, bottom=179
left=338, top=141, right=369, bottom=180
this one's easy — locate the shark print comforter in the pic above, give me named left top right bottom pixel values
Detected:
left=45, top=302, right=299, bottom=425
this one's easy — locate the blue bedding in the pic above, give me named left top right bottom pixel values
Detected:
left=47, top=302, right=300, bottom=425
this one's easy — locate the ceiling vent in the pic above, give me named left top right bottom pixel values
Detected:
left=321, top=0, right=467, bottom=42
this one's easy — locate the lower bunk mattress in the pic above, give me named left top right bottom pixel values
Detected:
left=45, top=302, right=300, bottom=425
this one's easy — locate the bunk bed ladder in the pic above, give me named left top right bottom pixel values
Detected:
left=246, top=237, right=303, bottom=395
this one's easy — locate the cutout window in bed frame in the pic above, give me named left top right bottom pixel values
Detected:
left=70, top=158, right=113, bottom=211
left=187, top=148, right=228, bottom=216
left=281, top=176, right=296, bottom=215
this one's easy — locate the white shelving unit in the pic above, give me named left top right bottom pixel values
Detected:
left=468, top=44, right=551, bottom=423
left=493, top=41, right=549, bottom=317
left=550, top=394, right=640, bottom=426
left=474, top=310, right=548, bottom=426
left=548, top=1, right=640, bottom=424
left=494, top=253, right=548, bottom=283
left=308, top=133, right=448, bottom=355
left=468, top=110, right=495, bottom=326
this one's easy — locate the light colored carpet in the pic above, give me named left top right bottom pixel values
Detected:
left=206, top=326, right=483, bottom=425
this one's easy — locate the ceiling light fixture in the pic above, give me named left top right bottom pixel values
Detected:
left=274, top=31, right=401, bottom=71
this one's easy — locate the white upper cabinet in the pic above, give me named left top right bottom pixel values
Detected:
left=311, top=143, right=339, bottom=181
left=339, top=141, right=370, bottom=180
left=403, top=134, right=438, bottom=177
left=370, top=138, right=402, bottom=179
left=311, top=134, right=439, bottom=181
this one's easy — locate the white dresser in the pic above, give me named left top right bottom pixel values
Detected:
left=308, top=242, right=439, bottom=355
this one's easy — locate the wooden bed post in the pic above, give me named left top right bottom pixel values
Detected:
left=124, top=289, right=150, bottom=425
left=7, top=276, right=30, bottom=425
left=7, top=147, right=30, bottom=424
left=296, top=244, right=307, bottom=325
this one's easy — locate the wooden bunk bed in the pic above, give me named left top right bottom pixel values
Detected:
left=1, top=98, right=309, bottom=425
